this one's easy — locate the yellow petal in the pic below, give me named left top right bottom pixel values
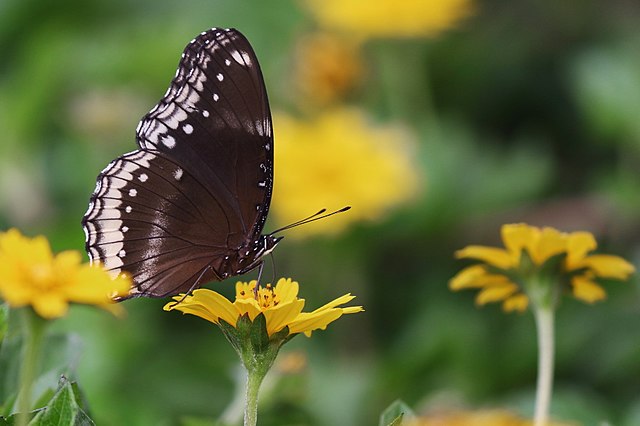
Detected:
left=475, top=283, right=519, bottom=305
left=308, top=293, right=356, bottom=314
left=71, top=265, right=131, bottom=302
left=32, top=293, right=69, bottom=319
left=571, top=275, right=606, bottom=303
left=235, top=298, right=262, bottom=321
left=449, top=265, right=512, bottom=290
left=288, top=309, right=343, bottom=336
left=235, top=281, right=257, bottom=299
left=166, top=303, right=221, bottom=324
left=274, top=278, right=299, bottom=304
left=190, top=289, right=240, bottom=326
left=454, top=246, right=514, bottom=270
left=565, top=231, right=597, bottom=269
left=0, top=285, right=31, bottom=305
left=342, top=306, right=365, bottom=314
left=287, top=293, right=362, bottom=336
left=53, top=250, right=82, bottom=271
left=502, top=223, right=539, bottom=263
left=502, top=294, right=529, bottom=312
left=581, top=255, right=635, bottom=280
left=263, top=299, right=305, bottom=336
left=28, top=235, right=54, bottom=265
left=532, top=227, right=567, bottom=265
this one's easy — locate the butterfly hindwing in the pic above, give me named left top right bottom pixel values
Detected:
left=83, top=150, right=234, bottom=296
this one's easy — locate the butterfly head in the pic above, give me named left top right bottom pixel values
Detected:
left=234, top=234, right=283, bottom=276
left=258, top=234, right=283, bottom=259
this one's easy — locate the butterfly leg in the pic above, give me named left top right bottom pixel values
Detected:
left=253, top=261, right=266, bottom=298
left=168, top=265, right=213, bottom=307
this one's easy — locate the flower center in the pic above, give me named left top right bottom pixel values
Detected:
left=256, top=283, right=279, bottom=309
left=24, top=262, right=55, bottom=290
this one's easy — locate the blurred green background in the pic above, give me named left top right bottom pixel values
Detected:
left=1, top=0, right=640, bottom=425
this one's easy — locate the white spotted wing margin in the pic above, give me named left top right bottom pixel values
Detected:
left=82, top=28, right=276, bottom=298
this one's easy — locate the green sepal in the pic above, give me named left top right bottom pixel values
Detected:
left=270, top=325, right=293, bottom=345
left=234, top=313, right=252, bottom=337
left=249, top=313, right=269, bottom=353
left=217, top=318, right=242, bottom=355
left=379, top=400, right=415, bottom=426
left=522, top=251, right=565, bottom=310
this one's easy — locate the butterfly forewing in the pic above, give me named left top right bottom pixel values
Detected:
left=136, top=29, right=273, bottom=238
left=83, top=28, right=275, bottom=298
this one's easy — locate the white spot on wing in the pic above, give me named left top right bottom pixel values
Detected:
left=162, top=135, right=176, bottom=148
left=139, top=173, right=148, bottom=182
left=183, top=124, right=193, bottom=134
left=202, top=110, right=209, bottom=117
left=216, top=73, right=224, bottom=81
left=174, top=168, right=183, bottom=181
left=128, top=189, right=137, bottom=197
left=225, top=59, right=231, bottom=66
left=213, top=93, right=219, bottom=102
left=125, top=206, right=132, bottom=213
left=230, top=50, right=252, bottom=66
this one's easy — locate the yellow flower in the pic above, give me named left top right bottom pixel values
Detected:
left=292, top=32, right=363, bottom=106
left=304, top=0, right=473, bottom=40
left=272, top=107, right=419, bottom=238
left=0, top=228, right=131, bottom=319
left=450, top=223, right=635, bottom=312
left=164, top=278, right=363, bottom=337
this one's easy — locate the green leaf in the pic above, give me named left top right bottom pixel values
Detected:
left=379, top=400, right=415, bottom=426
left=29, top=377, right=95, bottom=426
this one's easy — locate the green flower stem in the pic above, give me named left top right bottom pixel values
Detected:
left=240, top=336, right=282, bottom=426
left=533, top=305, right=555, bottom=426
left=244, top=363, right=267, bottom=426
left=17, top=308, right=47, bottom=426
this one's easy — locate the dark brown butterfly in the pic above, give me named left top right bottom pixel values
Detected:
left=82, top=28, right=281, bottom=298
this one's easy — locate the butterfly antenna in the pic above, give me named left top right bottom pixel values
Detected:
left=270, top=206, right=351, bottom=235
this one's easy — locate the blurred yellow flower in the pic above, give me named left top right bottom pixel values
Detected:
left=0, top=228, right=131, bottom=319
left=293, top=32, right=363, bottom=106
left=305, top=0, right=473, bottom=40
left=405, top=409, right=576, bottom=426
left=164, top=278, right=363, bottom=337
left=450, top=223, right=635, bottom=312
left=272, top=107, right=419, bottom=237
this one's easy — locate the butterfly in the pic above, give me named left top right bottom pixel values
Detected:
left=82, top=28, right=282, bottom=298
